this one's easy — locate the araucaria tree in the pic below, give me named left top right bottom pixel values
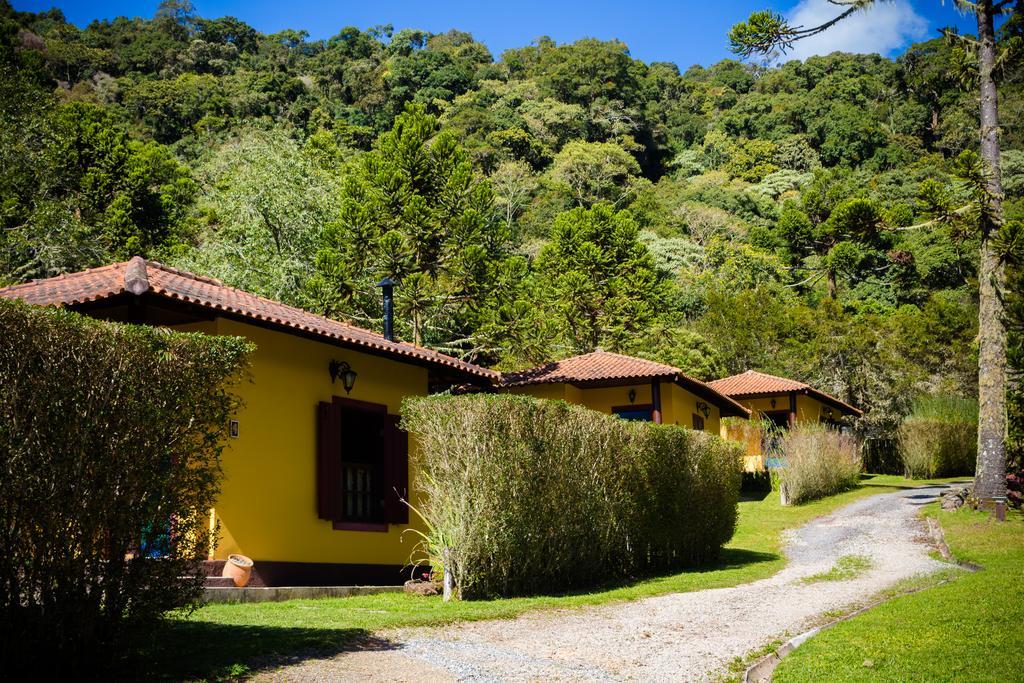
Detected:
left=534, top=204, right=661, bottom=353
left=308, top=104, right=520, bottom=361
left=729, top=0, right=1014, bottom=509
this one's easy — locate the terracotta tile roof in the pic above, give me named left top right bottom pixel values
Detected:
left=502, top=350, right=677, bottom=386
left=708, top=370, right=862, bottom=416
left=708, top=370, right=808, bottom=396
left=502, top=350, right=749, bottom=417
left=0, top=257, right=498, bottom=381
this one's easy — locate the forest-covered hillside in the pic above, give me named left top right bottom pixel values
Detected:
left=2, top=0, right=1022, bottom=435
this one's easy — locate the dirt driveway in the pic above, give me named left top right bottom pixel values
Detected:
left=255, top=485, right=954, bottom=682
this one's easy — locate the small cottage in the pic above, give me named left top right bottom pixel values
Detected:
left=501, top=350, right=749, bottom=433
left=0, top=258, right=496, bottom=586
left=708, top=370, right=863, bottom=471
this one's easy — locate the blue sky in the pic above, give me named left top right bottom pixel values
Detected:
left=12, top=0, right=978, bottom=67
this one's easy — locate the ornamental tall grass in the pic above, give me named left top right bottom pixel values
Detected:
left=402, top=394, right=742, bottom=599
left=775, top=422, right=861, bottom=505
left=898, top=396, right=978, bottom=478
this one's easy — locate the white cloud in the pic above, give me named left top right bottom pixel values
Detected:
left=781, top=0, right=929, bottom=61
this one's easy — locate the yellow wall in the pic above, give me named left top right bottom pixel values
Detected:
left=666, top=383, right=722, bottom=434
left=506, top=383, right=570, bottom=401
left=717, top=419, right=765, bottom=473
left=507, top=380, right=721, bottom=433
left=797, top=394, right=845, bottom=423
left=176, top=317, right=428, bottom=566
left=580, top=383, right=651, bottom=414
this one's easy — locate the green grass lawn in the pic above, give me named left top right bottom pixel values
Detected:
left=140, top=474, right=963, bottom=680
left=773, top=505, right=1024, bottom=682
left=801, top=554, right=873, bottom=584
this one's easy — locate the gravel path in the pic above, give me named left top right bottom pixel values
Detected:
left=255, top=485, right=954, bottom=682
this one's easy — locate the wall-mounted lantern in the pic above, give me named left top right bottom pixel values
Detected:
left=628, top=388, right=637, bottom=404
left=329, top=360, right=358, bottom=394
left=696, top=401, right=710, bottom=418
left=770, top=398, right=777, bottom=409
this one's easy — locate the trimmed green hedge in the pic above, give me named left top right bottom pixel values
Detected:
left=0, top=299, right=251, bottom=673
left=402, top=394, right=742, bottom=599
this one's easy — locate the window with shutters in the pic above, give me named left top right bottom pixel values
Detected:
left=317, top=396, right=409, bottom=531
left=339, top=408, right=385, bottom=522
left=692, top=413, right=705, bottom=431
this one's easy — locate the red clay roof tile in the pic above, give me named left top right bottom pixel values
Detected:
left=503, top=350, right=678, bottom=386
left=0, top=257, right=498, bottom=381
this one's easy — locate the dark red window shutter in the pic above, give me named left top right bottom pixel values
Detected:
left=383, top=414, right=409, bottom=524
left=316, top=401, right=343, bottom=521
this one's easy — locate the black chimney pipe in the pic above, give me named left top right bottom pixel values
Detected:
left=377, top=278, right=395, bottom=341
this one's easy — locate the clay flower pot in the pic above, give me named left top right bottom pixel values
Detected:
left=221, top=554, right=254, bottom=587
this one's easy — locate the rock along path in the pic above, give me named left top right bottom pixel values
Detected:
left=255, top=485, right=955, bottom=682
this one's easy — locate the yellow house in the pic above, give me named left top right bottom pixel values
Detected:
left=0, top=258, right=496, bottom=586
left=708, top=370, right=863, bottom=471
left=501, top=350, right=749, bottom=432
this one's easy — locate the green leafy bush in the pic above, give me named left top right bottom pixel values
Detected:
left=898, top=396, right=978, bottom=478
left=0, top=299, right=251, bottom=674
left=776, top=422, right=862, bottom=505
left=402, top=394, right=742, bottom=599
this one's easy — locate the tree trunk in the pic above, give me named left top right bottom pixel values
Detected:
left=413, top=311, right=423, bottom=347
left=974, top=1, right=1009, bottom=506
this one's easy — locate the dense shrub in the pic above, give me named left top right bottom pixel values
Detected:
left=898, top=396, right=978, bottom=478
left=402, top=394, right=742, bottom=599
left=776, top=423, right=862, bottom=505
left=0, top=299, right=250, bottom=674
